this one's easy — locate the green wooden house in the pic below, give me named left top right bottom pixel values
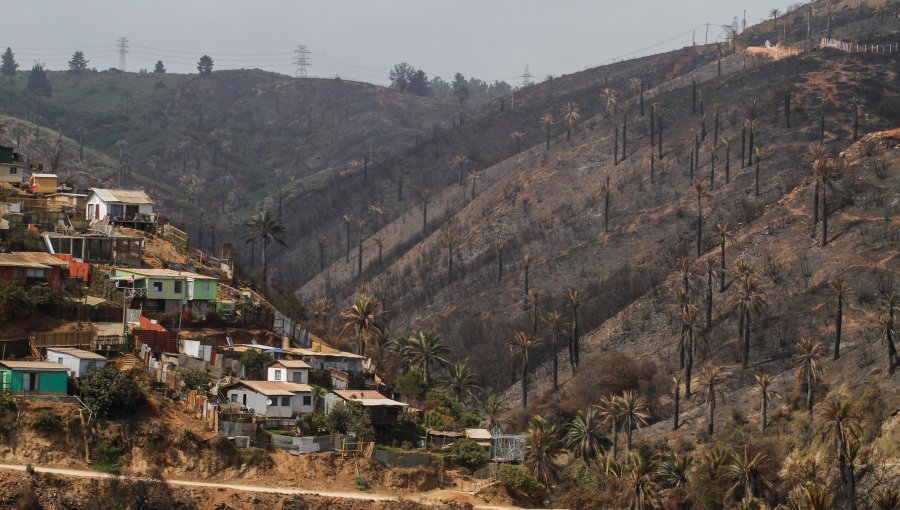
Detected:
left=0, top=361, right=69, bottom=395
left=113, top=268, right=218, bottom=319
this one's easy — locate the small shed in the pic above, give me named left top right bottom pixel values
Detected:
left=0, top=361, right=69, bottom=395
left=45, top=347, right=107, bottom=378
left=29, top=174, right=59, bottom=194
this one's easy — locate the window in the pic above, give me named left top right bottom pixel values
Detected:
left=57, top=357, right=64, bottom=364
left=281, top=397, right=291, bottom=406
left=303, top=395, right=312, bottom=406
left=174, top=281, right=182, bottom=293
left=202, top=281, right=210, bottom=291
left=153, top=282, right=163, bottom=292
left=10, top=167, right=17, bottom=174
left=26, top=268, right=46, bottom=279
left=230, top=393, right=237, bottom=403
left=13, top=268, right=25, bottom=280
left=292, top=371, right=303, bottom=383
left=273, top=370, right=282, bottom=380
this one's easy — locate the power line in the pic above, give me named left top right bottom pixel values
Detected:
left=293, top=45, right=311, bottom=78
left=116, top=37, right=129, bottom=72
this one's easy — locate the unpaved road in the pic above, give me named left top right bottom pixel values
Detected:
left=0, top=463, right=531, bottom=510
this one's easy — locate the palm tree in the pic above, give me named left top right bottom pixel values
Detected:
left=672, top=376, right=682, bottom=431
left=753, top=374, right=779, bottom=434
left=596, top=395, right=622, bottom=460
left=509, top=331, right=540, bottom=407
left=793, top=337, right=824, bottom=412
left=875, top=487, right=900, bottom=510
left=620, top=453, right=661, bottom=510
left=814, top=157, right=841, bottom=246
left=311, top=297, right=332, bottom=326
left=630, top=76, right=644, bottom=116
left=565, top=408, right=610, bottom=464
left=540, top=113, right=555, bottom=150
left=682, top=304, right=701, bottom=398
left=800, top=482, right=835, bottom=510
left=510, top=130, right=526, bottom=153
left=726, top=447, right=773, bottom=501
left=310, top=384, right=328, bottom=414
left=692, top=181, right=708, bottom=258
left=660, top=453, right=693, bottom=489
left=443, top=362, right=480, bottom=403
left=542, top=310, right=567, bottom=391
left=602, top=87, right=618, bottom=116
left=468, top=170, right=479, bottom=200
left=342, top=214, right=353, bottom=262
left=523, top=415, right=559, bottom=487
left=805, top=143, right=827, bottom=226
left=566, top=288, right=588, bottom=371
left=819, top=396, right=861, bottom=503
left=881, top=291, right=898, bottom=374
left=831, top=279, right=848, bottom=359
left=403, top=331, right=450, bottom=385
left=338, top=293, right=385, bottom=356
left=561, top=101, right=580, bottom=141
left=479, top=395, right=507, bottom=431
left=730, top=274, right=768, bottom=368
left=241, top=209, right=287, bottom=285
left=617, top=390, right=650, bottom=460
left=711, top=223, right=735, bottom=294
left=442, top=228, right=459, bottom=284
left=694, top=364, right=729, bottom=437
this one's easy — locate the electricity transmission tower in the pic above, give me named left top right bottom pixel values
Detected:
left=117, top=37, right=129, bottom=71
left=521, top=65, right=533, bottom=87
left=293, top=45, right=311, bottom=78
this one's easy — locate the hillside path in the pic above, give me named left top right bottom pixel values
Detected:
left=0, top=462, right=530, bottom=510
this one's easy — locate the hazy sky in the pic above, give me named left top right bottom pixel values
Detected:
left=8, top=1, right=800, bottom=86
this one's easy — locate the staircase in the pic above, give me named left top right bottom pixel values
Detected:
left=470, top=463, right=500, bottom=493
left=116, top=353, right=139, bottom=371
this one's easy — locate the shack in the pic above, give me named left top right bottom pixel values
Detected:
left=45, top=348, right=106, bottom=378
left=0, top=361, right=69, bottom=395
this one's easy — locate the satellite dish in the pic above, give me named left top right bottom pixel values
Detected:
left=265, top=399, right=273, bottom=406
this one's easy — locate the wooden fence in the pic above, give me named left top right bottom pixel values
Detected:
left=31, top=331, right=93, bottom=349
left=134, top=330, right=178, bottom=353
left=161, top=224, right=189, bottom=249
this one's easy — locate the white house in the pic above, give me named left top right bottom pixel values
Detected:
left=45, top=348, right=106, bottom=378
left=283, top=347, right=366, bottom=373
left=85, top=188, right=156, bottom=227
left=266, top=359, right=310, bottom=384
left=223, top=380, right=314, bottom=418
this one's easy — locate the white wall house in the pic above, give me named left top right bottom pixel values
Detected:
left=284, top=347, right=366, bottom=373
left=266, top=360, right=310, bottom=384
left=85, top=188, right=156, bottom=223
left=224, top=380, right=314, bottom=418
left=45, top=348, right=106, bottom=378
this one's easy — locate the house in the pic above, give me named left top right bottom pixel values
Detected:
left=465, top=428, right=493, bottom=454
left=113, top=268, right=218, bottom=318
left=283, top=347, right=366, bottom=373
left=29, top=173, right=58, bottom=194
left=43, top=231, right=144, bottom=266
left=0, top=252, right=69, bottom=291
left=223, top=380, right=314, bottom=418
left=324, top=390, right=408, bottom=428
left=85, top=188, right=156, bottom=229
left=267, top=359, right=310, bottom=384
left=45, top=348, right=106, bottom=378
left=0, top=361, right=69, bottom=395
left=0, top=146, right=23, bottom=184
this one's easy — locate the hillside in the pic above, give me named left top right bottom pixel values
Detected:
left=0, top=67, right=449, bottom=253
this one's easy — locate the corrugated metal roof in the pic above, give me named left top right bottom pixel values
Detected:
left=284, top=347, right=365, bottom=359
left=45, top=348, right=107, bottom=360
left=30, top=173, right=58, bottom=178
left=465, top=428, right=493, bottom=441
left=0, top=361, right=69, bottom=370
left=226, top=380, right=312, bottom=396
left=270, top=359, right=311, bottom=369
left=0, top=252, right=68, bottom=268
left=333, top=390, right=408, bottom=407
left=90, top=188, right=155, bottom=205
left=118, top=268, right=216, bottom=280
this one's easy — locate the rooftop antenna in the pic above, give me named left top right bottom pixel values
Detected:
left=116, top=37, right=129, bottom=72
left=293, top=45, right=311, bottom=78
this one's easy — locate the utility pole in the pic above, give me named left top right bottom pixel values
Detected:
left=742, top=10, right=747, bottom=33
left=116, top=37, right=129, bottom=72
left=293, top=45, right=311, bottom=78
left=705, top=23, right=710, bottom=45
left=521, top=65, right=532, bottom=87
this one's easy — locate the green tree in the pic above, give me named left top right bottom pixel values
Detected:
left=564, top=408, right=610, bottom=464
left=153, top=60, right=166, bottom=73
left=478, top=395, right=507, bottom=431
left=26, top=63, right=51, bottom=97
left=450, top=437, right=486, bottom=469
left=694, top=364, right=729, bottom=436
left=818, top=396, right=861, bottom=505
left=338, top=292, right=385, bottom=356
left=407, top=69, right=430, bottom=96
left=239, top=350, right=273, bottom=379
left=79, top=366, right=145, bottom=419
left=178, top=367, right=211, bottom=393
left=1, top=47, right=17, bottom=105
left=730, top=273, right=768, bottom=368
left=617, top=390, right=650, bottom=460
left=197, top=55, right=214, bottom=75
left=402, top=331, right=450, bottom=386
left=618, top=453, right=661, bottom=510
left=388, top=62, right=415, bottom=93
left=326, top=401, right=374, bottom=440
left=596, top=394, right=622, bottom=460
left=442, top=362, right=480, bottom=403
left=241, top=209, right=287, bottom=285
left=68, top=50, right=89, bottom=73
left=310, top=384, right=328, bottom=414
left=726, top=447, right=773, bottom=502
left=561, top=101, right=580, bottom=141
left=753, top=373, right=779, bottom=434
left=523, top=415, right=559, bottom=487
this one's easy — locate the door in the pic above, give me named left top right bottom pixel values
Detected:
left=242, top=393, right=247, bottom=407
left=23, top=372, right=38, bottom=392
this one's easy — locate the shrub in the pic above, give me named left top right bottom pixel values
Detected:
left=32, top=411, right=60, bottom=433
left=93, top=441, right=123, bottom=474
left=450, top=438, right=486, bottom=470
left=296, top=413, right=329, bottom=436
left=178, top=367, right=211, bottom=393
left=354, top=476, right=372, bottom=493
left=79, top=365, right=145, bottom=419
left=326, top=401, right=374, bottom=440
left=239, top=350, right=274, bottom=379
left=497, top=464, right=545, bottom=500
